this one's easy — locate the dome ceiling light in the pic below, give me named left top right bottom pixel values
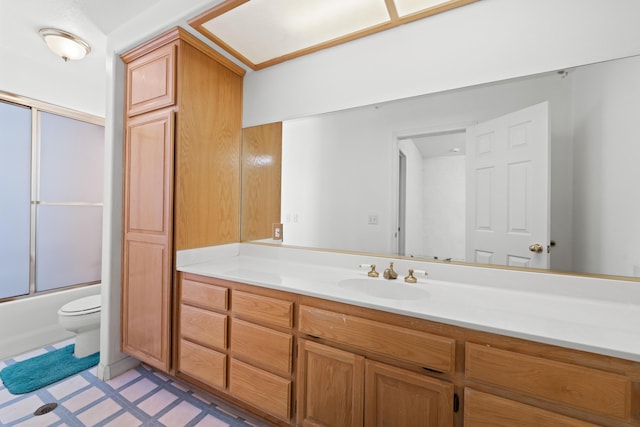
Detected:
left=39, top=28, right=91, bottom=62
left=190, top=0, right=478, bottom=70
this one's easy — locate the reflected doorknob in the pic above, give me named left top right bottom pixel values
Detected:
left=529, top=243, right=544, bottom=253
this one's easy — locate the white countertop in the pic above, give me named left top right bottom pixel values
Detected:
left=177, top=243, right=640, bottom=363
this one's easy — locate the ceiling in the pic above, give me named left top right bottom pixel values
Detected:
left=0, top=0, right=161, bottom=74
left=2, top=0, right=476, bottom=81
left=190, top=0, right=478, bottom=70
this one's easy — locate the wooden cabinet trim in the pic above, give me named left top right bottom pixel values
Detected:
left=465, top=342, right=632, bottom=420
left=299, top=305, right=455, bottom=373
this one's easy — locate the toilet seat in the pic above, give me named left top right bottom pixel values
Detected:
left=58, top=294, right=101, bottom=316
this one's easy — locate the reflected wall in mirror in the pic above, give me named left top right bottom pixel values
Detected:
left=242, top=54, right=640, bottom=279
left=241, top=122, right=282, bottom=241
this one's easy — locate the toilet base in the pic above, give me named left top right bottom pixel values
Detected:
left=74, top=327, right=100, bottom=358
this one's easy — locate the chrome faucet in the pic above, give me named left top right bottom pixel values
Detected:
left=383, top=262, right=398, bottom=280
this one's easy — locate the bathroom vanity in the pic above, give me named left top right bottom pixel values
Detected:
left=173, top=243, right=640, bottom=427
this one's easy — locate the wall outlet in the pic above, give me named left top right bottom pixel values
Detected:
left=368, top=214, right=378, bottom=225
left=272, top=223, right=283, bottom=240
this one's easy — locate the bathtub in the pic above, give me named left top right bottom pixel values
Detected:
left=0, top=284, right=101, bottom=360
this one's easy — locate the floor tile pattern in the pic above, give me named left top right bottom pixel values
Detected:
left=0, top=341, right=269, bottom=426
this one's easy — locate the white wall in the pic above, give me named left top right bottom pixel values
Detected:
left=281, top=112, right=393, bottom=253
left=571, top=55, right=640, bottom=277
left=0, top=33, right=106, bottom=116
left=243, top=0, right=640, bottom=127
left=400, top=140, right=425, bottom=257
left=422, top=155, right=466, bottom=261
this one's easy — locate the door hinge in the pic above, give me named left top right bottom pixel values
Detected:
left=453, top=393, right=459, bottom=413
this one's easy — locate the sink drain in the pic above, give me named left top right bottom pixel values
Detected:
left=34, top=403, right=57, bottom=416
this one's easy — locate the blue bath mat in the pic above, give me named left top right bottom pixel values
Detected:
left=0, top=344, right=99, bottom=394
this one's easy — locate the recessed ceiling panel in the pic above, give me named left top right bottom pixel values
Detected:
left=200, top=0, right=390, bottom=65
left=190, top=0, right=479, bottom=70
left=394, top=0, right=453, bottom=17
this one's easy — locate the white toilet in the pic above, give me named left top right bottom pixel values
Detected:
left=58, top=294, right=101, bottom=358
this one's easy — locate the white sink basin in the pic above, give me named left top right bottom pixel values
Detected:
left=338, top=278, right=429, bottom=301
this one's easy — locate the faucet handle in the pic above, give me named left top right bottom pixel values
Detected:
left=404, top=269, right=417, bottom=283
left=359, top=263, right=379, bottom=277
left=405, top=269, right=428, bottom=283
left=368, top=264, right=379, bottom=277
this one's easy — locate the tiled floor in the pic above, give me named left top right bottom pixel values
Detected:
left=0, top=340, right=270, bottom=426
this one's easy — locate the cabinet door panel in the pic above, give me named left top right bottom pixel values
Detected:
left=126, top=42, right=176, bottom=116
left=121, top=108, right=174, bottom=372
left=121, top=240, right=170, bottom=371
left=297, top=340, right=364, bottom=427
left=125, top=109, right=174, bottom=235
left=365, top=360, right=453, bottom=427
left=464, top=388, right=598, bottom=427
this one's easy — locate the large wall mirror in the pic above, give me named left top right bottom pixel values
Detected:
left=242, top=53, right=640, bottom=280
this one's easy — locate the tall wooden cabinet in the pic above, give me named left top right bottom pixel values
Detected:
left=121, top=27, right=244, bottom=371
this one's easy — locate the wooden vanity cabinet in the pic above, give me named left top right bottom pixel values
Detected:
left=170, top=273, right=640, bottom=427
left=297, top=304, right=456, bottom=427
left=120, top=27, right=244, bottom=372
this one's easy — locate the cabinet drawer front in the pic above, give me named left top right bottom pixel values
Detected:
left=181, top=278, right=228, bottom=311
left=180, top=305, right=227, bottom=350
left=229, top=358, right=291, bottom=421
left=299, top=306, right=455, bottom=373
left=126, top=42, right=176, bottom=116
left=231, top=319, right=293, bottom=375
left=179, top=339, right=226, bottom=389
left=232, top=291, right=293, bottom=328
left=465, top=343, right=632, bottom=420
left=464, top=388, right=598, bottom=427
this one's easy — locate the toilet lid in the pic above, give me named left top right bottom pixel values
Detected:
left=59, top=294, right=101, bottom=315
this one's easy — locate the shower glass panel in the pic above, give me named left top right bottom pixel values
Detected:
left=0, top=101, right=31, bottom=299
left=35, top=112, right=104, bottom=292
left=39, top=112, right=104, bottom=202
left=35, top=205, right=103, bottom=291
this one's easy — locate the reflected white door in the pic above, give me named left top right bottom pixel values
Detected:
left=465, top=102, right=549, bottom=269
